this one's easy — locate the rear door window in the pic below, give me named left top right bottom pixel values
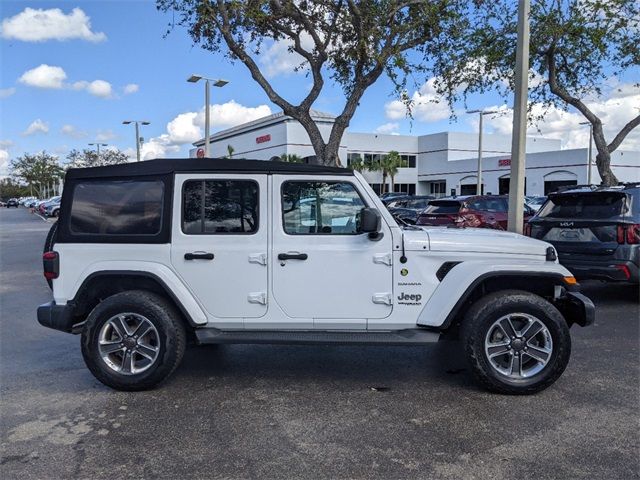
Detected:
left=182, top=180, right=259, bottom=234
left=69, top=180, right=164, bottom=235
left=423, top=201, right=461, bottom=214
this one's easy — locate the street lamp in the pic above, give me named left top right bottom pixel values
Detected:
left=467, top=109, right=499, bottom=195
left=122, top=120, right=150, bottom=162
left=88, top=142, right=107, bottom=156
left=579, top=121, right=594, bottom=185
left=187, top=74, right=229, bottom=158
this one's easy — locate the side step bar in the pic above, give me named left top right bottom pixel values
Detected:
left=195, top=328, right=440, bottom=346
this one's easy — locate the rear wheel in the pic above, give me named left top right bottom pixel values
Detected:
left=81, top=290, right=186, bottom=391
left=462, top=290, right=571, bottom=395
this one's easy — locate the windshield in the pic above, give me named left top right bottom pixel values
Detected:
left=537, top=193, right=627, bottom=220
left=423, top=200, right=461, bottom=214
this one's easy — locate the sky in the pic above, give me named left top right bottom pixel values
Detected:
left=1, top=1, right=639, bottom=176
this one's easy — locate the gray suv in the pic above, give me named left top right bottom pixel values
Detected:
left=526, top=184, right=640, bottom=284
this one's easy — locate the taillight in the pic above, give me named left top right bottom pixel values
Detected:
left=618, top=224, right=640, bottom=244
left=43, top=251, right=59, bottom=280
left=627, top=224, right=640, bottom=244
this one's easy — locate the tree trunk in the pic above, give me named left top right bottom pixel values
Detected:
left=592, top=123, right=619, bottom=186
left=382, top=173, right=388, bottom=193
left=390, top=175, right=395, bottom=193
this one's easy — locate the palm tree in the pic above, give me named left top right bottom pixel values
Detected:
left=280, top=153, right=303, bottom=163
left=368, top=156, right=389, bottom=193
left=348, top=154, right=366, bottom=173
left=385, top=151, right=403, bottom=193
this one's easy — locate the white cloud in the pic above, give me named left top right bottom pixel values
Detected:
left=96, top=130, right=117, bottom=142
left=136, top=100, right=272, bottom=160
left=0, top=140, right=14, bottom=149
left=0, top=87, right=16, bottom=98
left=72, top=79, right=113, bottom=98
left=123, top=83, right=139, bottom=94
left=0, top=148, right=9, bottom=176
left=385, top=78, right=450, bottom=123
left=375, top=122, right=400, bottom=135
left=259, top=34, right=314, bottom=77
left=19, top=64, right=67, bottom=89
left=23, top=119, right=49, bottom=136
left=61, top=124, right=87, bottom=139
left=1, top=7, right=106, bottom=42
left=476, top=83, right=640, bottom=151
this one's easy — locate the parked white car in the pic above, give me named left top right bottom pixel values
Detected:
left=38, top=159, right=594, bottom=393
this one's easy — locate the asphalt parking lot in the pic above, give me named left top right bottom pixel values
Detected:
left=1, top=207, right=638, bottom=480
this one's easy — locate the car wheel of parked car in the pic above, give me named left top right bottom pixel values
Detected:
left=43, top=222, right=58, bottom=289
left=81, top=290, right=186, bottom=391
left=462, top=290, right=571, bottom=395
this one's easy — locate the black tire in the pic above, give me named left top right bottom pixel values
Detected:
left=43, top=222, right=58, bottom=289
left=81, top=290, right=187, bottom=391
left=461, top=290, right=571, bottom=395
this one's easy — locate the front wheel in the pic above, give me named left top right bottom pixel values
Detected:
left=81, top=291, right=186, bottom=391
left=462, top=290, right=571, bottom=395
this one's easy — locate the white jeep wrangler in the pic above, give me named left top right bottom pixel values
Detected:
left=38, top=159, right=594, bottom=393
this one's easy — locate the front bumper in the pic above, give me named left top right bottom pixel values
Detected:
left=555, top=291, right=596, bottom=327
left=37, top=301, right=78, bottom=333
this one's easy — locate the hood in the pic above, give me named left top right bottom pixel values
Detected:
left=404, top=227, right=552, bottom=256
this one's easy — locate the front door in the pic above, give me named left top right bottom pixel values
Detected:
left=271, top=176, right=393, bottom=328
left=171, top=174, right=268, bottom=322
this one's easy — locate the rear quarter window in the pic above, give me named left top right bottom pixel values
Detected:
left=69, top=180, right=164, bottom=235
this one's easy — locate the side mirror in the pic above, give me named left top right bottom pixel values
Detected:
left=358, top=207, right=383, bottom=240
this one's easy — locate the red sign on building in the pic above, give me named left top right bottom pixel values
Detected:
left=498, top=158, right=511, bottom=167
left=256, top=134, right=271, bottom=144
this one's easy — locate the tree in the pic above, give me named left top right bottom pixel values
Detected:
left=385, top=151, right=403, bottom=191
left=368, top=154, right=400, bottom=193
left=226, top=144, right=235, bottom=158
left=66, top=148, right=129, bottom=169
left=0, top=178, right=30, bottom=200
left=10, top=152, right=64, bottom=197
left=158, top=0, right=473, bottom=166
left=347, top=154, right=366, bottom=173
left=279, top=153, right=303, bottom=163
left=438, top=0, right=640, bottom=186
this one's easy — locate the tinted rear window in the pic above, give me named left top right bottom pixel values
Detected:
left=537, top=193, right=627, bottom=220
left=424, top=201, right=461, bottom=214
left=69, top=180, right=164, bottom=235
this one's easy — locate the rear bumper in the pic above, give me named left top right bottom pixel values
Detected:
left=560, top=257, right=639, bottom=283
left=37, top=301, right=77, bottom=333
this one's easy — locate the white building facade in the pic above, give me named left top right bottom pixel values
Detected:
left=191, top=110, right=640, bottom=197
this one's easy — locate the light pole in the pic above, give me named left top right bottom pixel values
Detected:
left=88, top=142, right=107, bottom=156
left=467, top=109, right=499, bottom=195
left=507, top=0, right=530, bottom=234
left=122, top=120, right=150, bottom=162
left=187, top=74, right=229, bottom=158
left=579, top=121, right=594, bottom=185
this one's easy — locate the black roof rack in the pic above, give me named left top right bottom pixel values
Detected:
left=64, top=157, right=352, bottom=180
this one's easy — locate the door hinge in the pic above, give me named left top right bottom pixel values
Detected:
left=373, top=253, right=392, bottom=266
left=247, top=292, right=267, bottom=305
left=372, top=293, right=392, bottom=306
left=248, top=253, right=267, bottom=266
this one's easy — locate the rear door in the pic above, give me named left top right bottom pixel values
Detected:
left=171, top=174, right=268, bottom=323
left=530, top=192, right=628, bottom=257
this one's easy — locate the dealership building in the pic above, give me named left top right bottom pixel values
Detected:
left=191, top=110, right=640, bottom=197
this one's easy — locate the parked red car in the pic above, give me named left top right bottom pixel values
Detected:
left=416, top=195, right=534, bottom=230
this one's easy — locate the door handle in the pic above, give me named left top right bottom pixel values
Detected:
left=277, top=252, right=308, bottom=261
left=184, top=252, right=214, bottom=260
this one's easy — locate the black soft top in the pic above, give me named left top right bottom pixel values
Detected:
left=65, top=157, right=351, bottom=180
